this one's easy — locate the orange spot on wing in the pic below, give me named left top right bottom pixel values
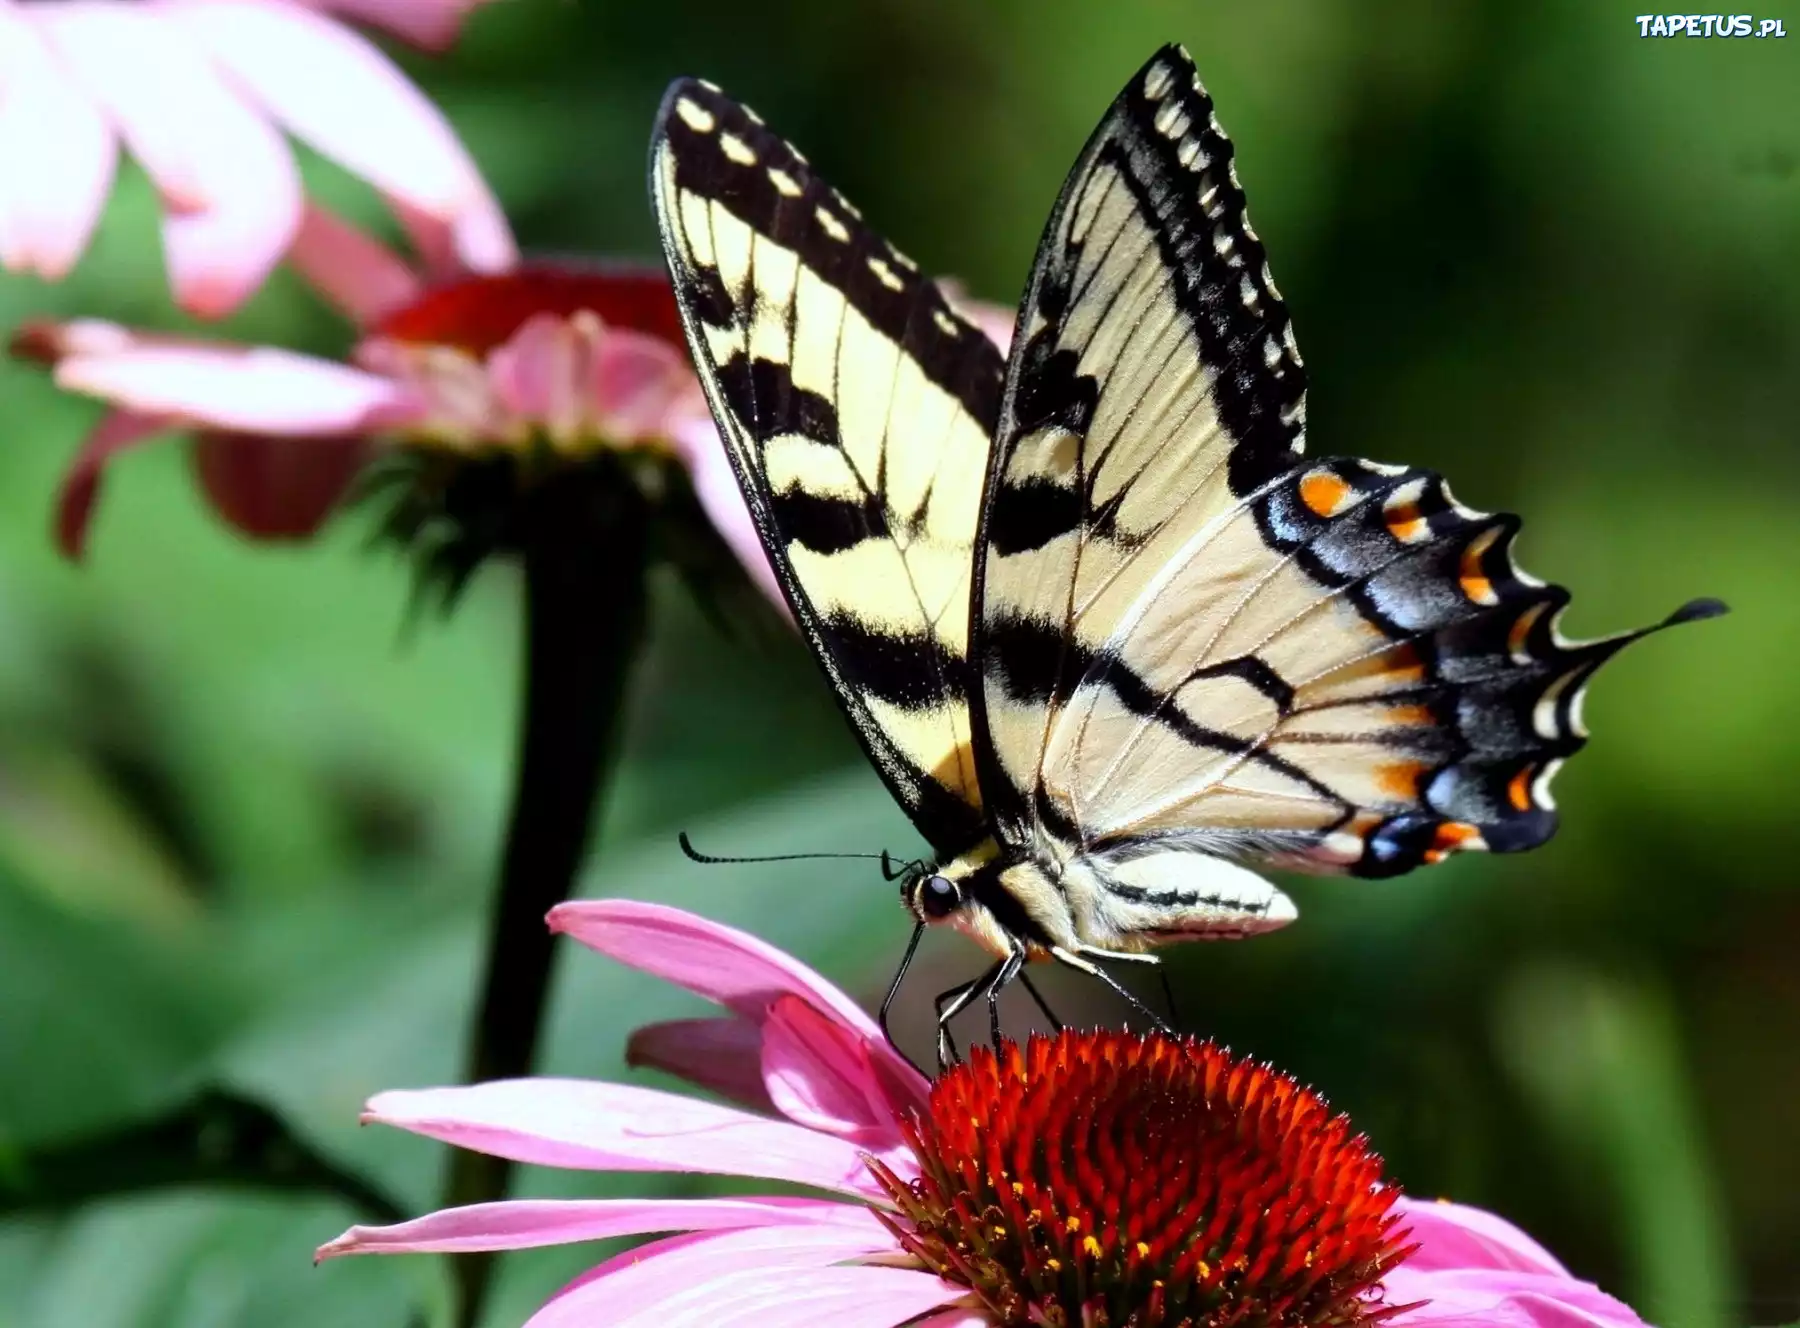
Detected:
left=1459, top=539, right=1500, bottom=605
left=1300, top=471, right=1351, bottom=518
left=1422, top=821, right=1485, bottom=863
left=1386, top=703, right=1436, bottom=727
left=1507, top=767, right=1534, bottom=811
left=1384, top=500, right=1426, bottom=543
left=1375, top=761, right=1428, bottom=800
left=1507, top=603, right=1547, bottom=659
left=1383, top=643, right=1427, bottom=687
left=1460, top=573, right=1495, bottom=604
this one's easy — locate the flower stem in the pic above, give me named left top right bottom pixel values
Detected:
left=444, top=462, right=651, bottom=1328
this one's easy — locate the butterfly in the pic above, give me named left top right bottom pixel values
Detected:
left=649, top=44, right=1725, bottom=1066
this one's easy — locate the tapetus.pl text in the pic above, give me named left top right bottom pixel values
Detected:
left=1635, top=14, right=1787, bottom=35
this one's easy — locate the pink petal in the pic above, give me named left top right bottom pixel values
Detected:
left=287, top=204, right=422, bottom=328
left=1386, top=1268, right=1647, bottom=1328
left=296, top=0, right=492, bottom=52
left=586, top=327, right=698, bottom=443
left=390, top=192, right=514, bottom=282
left=624, top=1266, right=971, bottom=1328
left=51, top=408, right=170, bottom=561
left=169, top=0, right=515, bottom=274
left=936, top=279, right=1016, bottom=356
left=363, top=1078, right=888, bottom=1200
left=317, top=1194, right=879, bottom=1259
left=191, top=431, right=370, bottom=540
left=520, top=1227, right=919, bottom=1328
left=1393, top=1198, right=1570, bottom=1276
left=761, top=994, right=907, bottom=1143
left=485, top=314, right=696, bottom=450
left=626, top=1016, right=779, bottom=1116
left=672, top=413, right=787, bottom=610
left=548, top=901, right=925, bottom=1116
left=36, top=2, right=301, bottom=317
left=913, top=1312, right=990, bottom=1328
left=53, top=334, right=416, bottom=435
left=484, top=312, right=595, bottom=448
left=0, top=8, right=117, bottom=279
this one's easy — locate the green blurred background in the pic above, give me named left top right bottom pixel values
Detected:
left=0, top=1, right=1794, bottom=1325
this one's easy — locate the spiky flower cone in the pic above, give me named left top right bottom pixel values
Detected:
left=870, top=1030, right=1415, bottom=1328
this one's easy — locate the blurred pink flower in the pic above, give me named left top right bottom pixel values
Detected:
left=0, top=0, right=510, bottom=317
left=319, top=900, right=1652, bottom=1328
left=13, top=209, right=775, bottom=595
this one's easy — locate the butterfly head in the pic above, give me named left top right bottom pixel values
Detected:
left=899, top=845, right=1068, bottom=960
left=903, top=871, right=966, bottom=923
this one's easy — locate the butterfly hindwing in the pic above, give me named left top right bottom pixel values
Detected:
left=971, top=45, right=1723, bottom=887
left=650, top=79, right=1004, bottom=855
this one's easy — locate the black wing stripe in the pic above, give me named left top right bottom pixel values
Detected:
left=660, top=86, right=999, bottom=426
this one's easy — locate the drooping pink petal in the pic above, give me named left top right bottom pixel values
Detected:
left=52, top=333, right=418, bottom=435
left=625, top=1016, right=778, bottom=1116
left=548, top=901, right=926, bottom=1112
left=625, top=1266, right=973, bottom=1328
left=389, top=193, right=514, bottom=283
left=1393, top=1197, right=1570, bottom=1276
left=0, top=8, right=117, bottom=280
left=191, top=431, right=371, bottom=540
left=50, top=409, right=171, bottom=561
left=671, top=412, right=787, bottom=609
left=761, top=994, right=908, bottom=1144
left=317, top=1194, right=879, bottom=1259
left=168, top=0, right=514, bottom=277
left=520, top=1226, right=938, bottom=1328
left=36, top=2, right=302, bottom=317
left=298, top=0, right=493, bottom=52
left=287, top=204, right=423, bottom=328
left=1385, top=1267, right=1647, bottom=1328
left=363, top=1078, right=888, bottom=1200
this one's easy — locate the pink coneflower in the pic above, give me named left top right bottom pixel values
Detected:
left=0, top=0, right=509, bottom=317
left=11, top=206, right=780, bottom=602
left=319, top=901, right=1652, bottom=1328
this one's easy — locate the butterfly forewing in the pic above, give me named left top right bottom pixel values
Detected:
left=651, top=79, right=1005, bottom=855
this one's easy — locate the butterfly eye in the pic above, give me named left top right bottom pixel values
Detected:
left=919, top=875, right=963, bottom=919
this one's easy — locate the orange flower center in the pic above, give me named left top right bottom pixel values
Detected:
left=869, top=1030, right=1412, bottom=1328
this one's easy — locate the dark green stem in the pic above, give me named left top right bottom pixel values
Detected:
left=444, top=464, right=651, bottom=1328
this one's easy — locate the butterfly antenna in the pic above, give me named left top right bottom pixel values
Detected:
left=677, top=831, right=905, bottom=869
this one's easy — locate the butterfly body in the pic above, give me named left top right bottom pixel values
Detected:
left=650, top=48, right=1724, bottom=1037
left=909, top=828, right=1295, bottom=962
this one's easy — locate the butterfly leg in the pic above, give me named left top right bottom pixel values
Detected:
left=984, top=947, right=1026, bottom=1052
left=933, top=974, right=981, bottom=1070
left=1016, top=966, right=1064, bottom=1033
left=1078, top=948, right=1181, bottom=1025
left=934, top=955, right=1011, bottom=1071
left=1052, top=946, right=1173, bottom=1033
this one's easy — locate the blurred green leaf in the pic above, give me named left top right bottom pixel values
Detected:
left=1495, top=962, right=1736, bottom=1328
left=0, top=1088, right=403, bottom=1225
left=0, top=866, right=229, bottom=1144
left=4, top=1193, right=430, bottom=1328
